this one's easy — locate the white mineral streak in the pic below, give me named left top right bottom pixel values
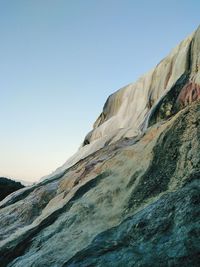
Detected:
left=42, top=32, right=194, bottom=181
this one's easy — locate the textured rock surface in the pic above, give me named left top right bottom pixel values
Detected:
left=0, top=177, right=24, bottom=202
left=65, top=180, right=200, bottom=267
left=0, top=27, right=200, bottom=267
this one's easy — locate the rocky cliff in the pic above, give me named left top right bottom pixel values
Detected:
left=0, top=26, right=200, bottom=267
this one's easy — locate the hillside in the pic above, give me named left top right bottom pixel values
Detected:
left=0, top=26, right=200, bottom=267
left=0, top=177, right=24, bottom=202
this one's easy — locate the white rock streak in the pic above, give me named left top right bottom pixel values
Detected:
left=43, top=31, right=195, bottom=181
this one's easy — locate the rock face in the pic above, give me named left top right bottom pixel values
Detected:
left=43, top=26, right=199, bottom=181
left=0, top=27, right=200, bottom=267
left=0, top=177, right=24, bottom=202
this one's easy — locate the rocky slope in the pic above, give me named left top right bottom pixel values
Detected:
left=0, top=26, right=200, bottom=267
left=43, top=27, right=197, bottom=180
left=0, top=177, right=24, bottom=202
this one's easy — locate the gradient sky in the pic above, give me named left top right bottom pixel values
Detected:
left=0, top=0, right=199, bottom=182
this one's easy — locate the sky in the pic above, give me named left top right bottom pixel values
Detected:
left=0, top=0, right=199, bottom=182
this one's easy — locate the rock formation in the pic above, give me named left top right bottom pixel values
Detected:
left=0, top=177, right=24, bottom=202
left=0, top=26, right=200, bottom=267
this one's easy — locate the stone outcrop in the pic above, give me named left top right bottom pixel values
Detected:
left=0, top=26, right=200, bottom=266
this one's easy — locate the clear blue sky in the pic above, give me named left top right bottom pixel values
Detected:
left=0, top=0, right=199, bottom=182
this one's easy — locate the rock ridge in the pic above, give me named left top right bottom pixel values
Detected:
left=44, top=26, right=200, bottom=181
